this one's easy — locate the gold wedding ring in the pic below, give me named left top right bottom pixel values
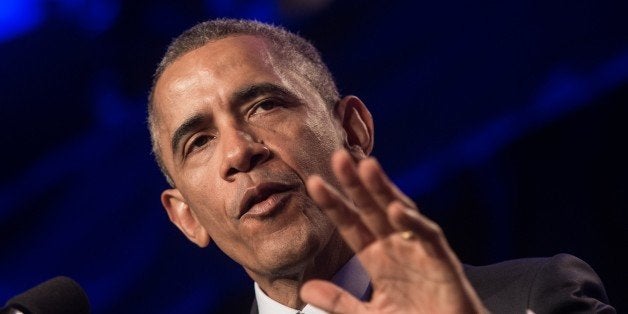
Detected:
left=400, top=230, right=415, bottom=240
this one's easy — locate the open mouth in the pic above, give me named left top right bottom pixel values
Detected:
left=238, top=182, right=295, bottom=219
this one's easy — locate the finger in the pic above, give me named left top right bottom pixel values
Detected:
left=387, top=201, right=451, bottom=259
left=332, top=150, right=394, bottom=237
left=358, top=158, right=416, bottom=212
left=301, top=279, right=365, bottom=314
left=307, top=175, right=375, bottom=252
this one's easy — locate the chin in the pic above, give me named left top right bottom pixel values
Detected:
left=241, top=196, right=337, bottom=278
left=251, top=224, right=329, bottom=277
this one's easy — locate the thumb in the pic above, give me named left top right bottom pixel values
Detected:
left=300, top=279, right=365, bottom=314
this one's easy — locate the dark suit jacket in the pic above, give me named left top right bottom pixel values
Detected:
left=244, top=254, right=614, bottom=314
left=464, top=254, right=614, bottom=313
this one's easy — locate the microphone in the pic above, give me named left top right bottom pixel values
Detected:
left=1, top=276, right=90, bottom=314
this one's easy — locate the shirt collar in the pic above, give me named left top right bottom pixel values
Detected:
left=254, top=255, right=370, bottom=314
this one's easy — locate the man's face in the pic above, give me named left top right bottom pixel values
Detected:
left=152, top=35, right=347, bottom=276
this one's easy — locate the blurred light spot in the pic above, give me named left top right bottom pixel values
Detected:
left=0, top=0, right=43, bottom=42
left=91, top=71, right=130, bottom=127
left=53, top=0, right=120, bottom=33
left=396, top=50, right=628, bottom=199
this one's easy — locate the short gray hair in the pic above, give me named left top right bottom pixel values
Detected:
left=147, top=18, right=340, bottom=186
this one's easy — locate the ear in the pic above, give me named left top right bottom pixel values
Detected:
left=335, top=95, right=374, bottom=157
left=161, top=189, right=211, bottom=247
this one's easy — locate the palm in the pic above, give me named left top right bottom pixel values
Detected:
left=302, top=150, right=485, bottom=314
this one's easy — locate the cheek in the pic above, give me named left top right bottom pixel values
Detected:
left=275, top=115, right=344, bottom=181
left=301, top=114, right=344, bottom=167
left=180, top=168, right=231, bottom=229
left=184, top=162, right=216, bottom=189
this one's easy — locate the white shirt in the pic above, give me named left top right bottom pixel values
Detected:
left=254, top=255, right=370, bottom=314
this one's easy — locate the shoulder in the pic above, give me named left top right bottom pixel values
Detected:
left=464, top=254, right=615, bottom=313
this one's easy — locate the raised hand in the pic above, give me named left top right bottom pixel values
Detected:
left=303, top=150, right=487, bottom=314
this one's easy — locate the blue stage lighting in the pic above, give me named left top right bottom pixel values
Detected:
left=0, top=0, right=43, bottom=42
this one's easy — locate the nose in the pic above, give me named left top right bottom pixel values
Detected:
left=220, top=128, right=270, bottom=180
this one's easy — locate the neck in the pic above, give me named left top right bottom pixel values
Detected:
left=247, top=232, right=353, bottom=309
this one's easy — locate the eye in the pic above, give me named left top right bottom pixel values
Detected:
left=251, top=99, right=281, bottom=115
left=185, top=134, right=213, bottom=156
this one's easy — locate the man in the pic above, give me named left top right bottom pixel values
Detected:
left=147, top=19, right=614, bottom=313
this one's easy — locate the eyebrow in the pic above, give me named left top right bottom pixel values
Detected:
left=171, top=114, right=206, bottom=156
left=169, top=83, right=299, bottom=157
left=230, top=82, right=297, bottom=106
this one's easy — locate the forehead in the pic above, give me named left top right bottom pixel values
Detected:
left=153, top=35, right=293, bottom=127
left=163, top=35, right=277, bottom=83
left=155, top=35, right=279, bottom=108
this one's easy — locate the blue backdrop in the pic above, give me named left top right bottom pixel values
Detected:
left=1, top=0, right=626, bottom=312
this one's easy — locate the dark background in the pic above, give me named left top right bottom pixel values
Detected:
left=1, top=0, right=626, bottom=313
